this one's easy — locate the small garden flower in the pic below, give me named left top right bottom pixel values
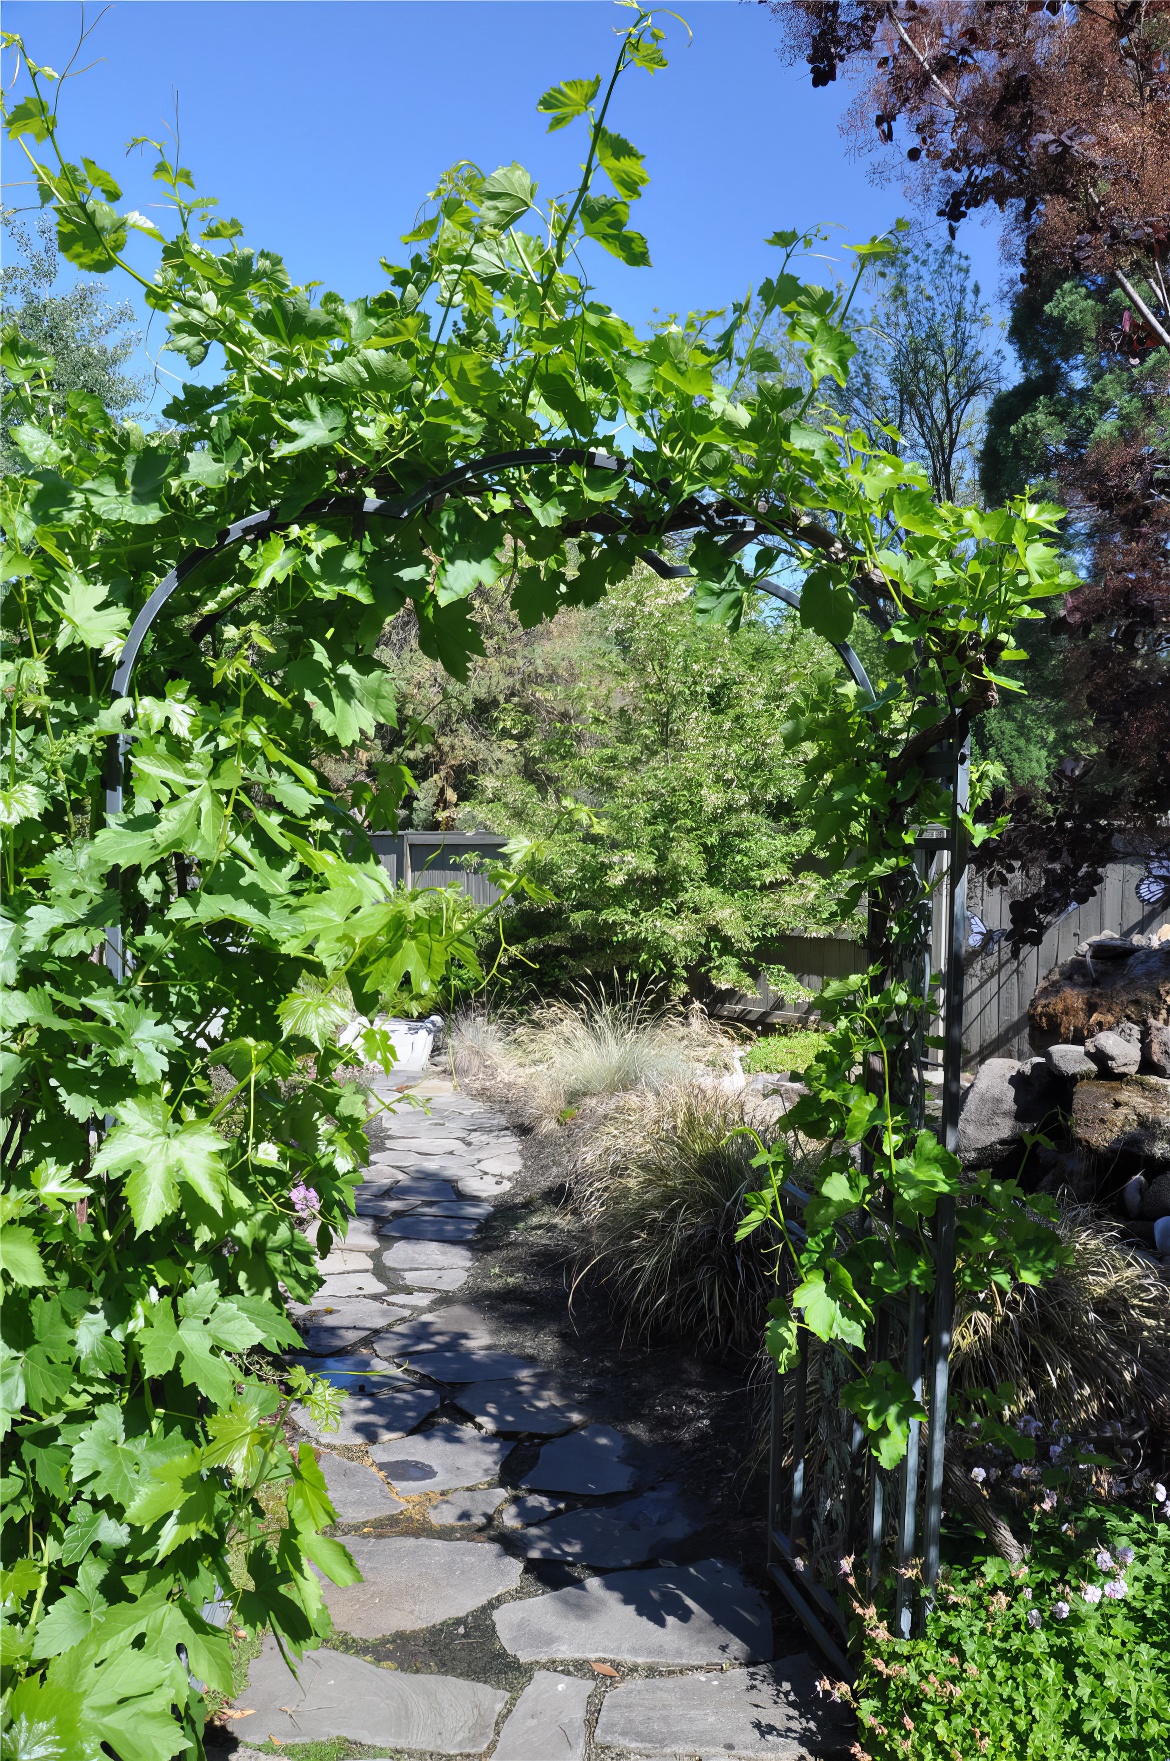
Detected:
left=1094, top=1549, right=1113, bottom=1571
left=1052, top=1600, right=1070, bottom=1620
left=1040, top=1488, right=1057, bottom=1511
left=1082, top=1584, right=1103, bottom=1604
left=1104, top=1578, right=1127, bottom=1600
left=1026, top=1608, right=1042, bottom=1628
left=290, top=1182, right=320, bottom=1216
left=1155, top=1483, right=1167, bottom=1503
left=1116, top=1545, right=1135, bottom=1566
left=970, top=1466, right=987, bottom=1484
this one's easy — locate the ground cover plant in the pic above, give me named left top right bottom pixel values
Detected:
left=1, top=8, right=1083, bottom=1757
left=742, top=1028, right=828, bottom=1075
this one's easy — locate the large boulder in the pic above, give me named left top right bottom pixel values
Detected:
left=1029, top=940, right=1170, bottom=1052
left=1144, top=1022, right=1170, bottom=1079
left=957, top=1057, right=1060, bottom=1169
left=1070, top=1076, right=1170, bottom=1168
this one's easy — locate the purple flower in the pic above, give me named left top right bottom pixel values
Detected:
left=1116, top=1546, right=1135, bottom=1566
left=1082, top=1584, right=1103, bottom=1605
left=1052, top=1600, right=1070, bottom=1621
left=1022, top=1587, right=1033, bottom=1600
left=290, top=1182, right=319, bottom=1216
left=1026, top=1608, right=1042, bottom=1629
left=1104, top=1578, right=1128, bottom=1600
left=1094, top=1549, right=1113, bottom=1572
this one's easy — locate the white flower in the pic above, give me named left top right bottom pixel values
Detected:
left=1082, top=1584, right=1103, bottom=1605
left=970, top=1466, right=987, bottom=1484
left=1104, top=1578, right=1128, bottom=1600
left=1154, top=1483, right=1167, bottom=1503
left=1039, top=1489, right=1057, bottom=1512
left=1052, top=1600, right=1070, bottom=1620
left=1026, top=1608, right=1042, bottom=1628
left=1094, top=1549, right=1113, bottom=1572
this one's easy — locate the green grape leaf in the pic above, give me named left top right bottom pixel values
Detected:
left=536, top=75, right=600, bottom=131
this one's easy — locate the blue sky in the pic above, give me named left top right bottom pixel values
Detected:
left=5, top=1, right=1008, bottom=410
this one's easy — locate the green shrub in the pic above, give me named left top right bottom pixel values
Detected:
left=853, top=1501, right=1170, bottom=1760
left=742, top=1029, right=828, bottom=1075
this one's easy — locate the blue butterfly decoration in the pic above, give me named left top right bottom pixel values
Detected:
left=966, top=912, right=1007, bottom=955
left=1136, top=859, right=1170, bottom=908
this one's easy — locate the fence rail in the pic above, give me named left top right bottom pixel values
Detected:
left=366, top=830, right=509, bottom=906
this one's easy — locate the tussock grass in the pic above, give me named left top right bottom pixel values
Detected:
left=953, top=1201, right=1170, bottom=1439
left=572, top=1081, right=791, bottom=1356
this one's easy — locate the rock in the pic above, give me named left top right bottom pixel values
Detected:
left=340, top=1221, right=382, bottom=1254
left=1122, top=1174, right=1147, bottom=1218
left=501, top=1493, right=573, bottom=1527
left=1144, top=1022, right=1170, bottom=1078
left=292, top=1384, right=441, bottom=1445
left=956, top=1058, right=1058, bottom=1168
left=522, top=1425, right=641, bottom=1496
left=382, top=1240, right=475, bottom=1271
left=380, top=1344, right=540, bottom=1383
left=397, top=1268, right=470, bottom=1290
left=314, top=1272, right=388, bottom=1299
left=1071, top=1077, right=1170, bottom=1165
left=413, top=1199, right=493, bottom=1220
left=1030, top=942, right=1170, bottom=1050
left=1085, top=1030, right=1142, bottom=1078
left=450, top=1378, right=588, bottom=1437
left=316, top=1451, right=403, bottom=1521
left=1141, top=1171, right=1170, bottom=1220
left=594, top=1655, right=852, bottom=1759
left=459, top=1173, right=513, bottom=1198
left=382, top=1214, right=482, bottom=1242
left=295, top=1297, right=411, bottom=1355
left=428, top=1487, right=509, bottom=1527
left=379, top=1304, right=496, bottom=1355
left=492, top=1671, right=592, bottom=1761
left=493, top=1559, right=772, bottom=1666
left=320, top=1535, right=523, bottom=1636
left=241, top=1635, right=506, bottom=1754
left=1076, top=935, right=1141, bottom=961
left=1044, top=1043, right=1097, bottom=1081
left=370, top=1425, right=514, bottom=1491
left=382, top=1136, right=470, bottom=1155
left=477, top=1155, right=523, bottom=1176
left=520, top=1484, right=700, bottom=1568
left=315, top=1249, right=374, bottom=1274
left=1155, top=1216, right=1170, bottom=1253
left=288, top=1353, right=400, bottom=1390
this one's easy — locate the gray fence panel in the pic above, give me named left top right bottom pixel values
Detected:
left=718, top=863, right=1168, bottom=1061
left=366, top=831, right=509, bottom=906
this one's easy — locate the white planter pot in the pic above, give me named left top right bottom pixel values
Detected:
left=338, top=1013, right=442, bottom=1071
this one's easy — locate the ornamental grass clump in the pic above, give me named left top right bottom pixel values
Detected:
left=572, top=1082, right=791, bottom=1355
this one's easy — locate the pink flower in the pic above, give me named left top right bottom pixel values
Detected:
left=1082, top=1584, right=1103, bottom=1605
left=290, top=1182, right=320, bottom=1216
left=1040, top=1489, right=1057, bottom=1512
left=1094, top=1549, right=1113, bottom=1572
left=1104, top=1578, right=1127, bottom=1600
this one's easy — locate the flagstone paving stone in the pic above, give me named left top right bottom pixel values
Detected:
left=340, top=1221, right=382, bottom=1253
left=296, top=1298, right=412, bottom=1355
left=380, top=1344, right=540, bottom=1383
left=315, top=1249, right=374, bottom=1274
left=381, top=1212, right=481, bottom=1241
left=477, top=1154, right=523, bottom=1176
left=376, top=1177, right=462, bottom=1203
left=493, top=1559, right=773, bottom=1665
left=396, top=1267, right=469, bottom=1290
left=412, top=1198, right=492, bottom=1219
left=500, top=1493, right=574, bottom=1527
left=314, top=1272, right=387, bottom=1299
left=321, top=1535, right=523, bottom=1636
left=594, top=1656, right=849, bottom=1758
left=517, top=1484, right=700, bottom=1568
left=458, top=1173, right=513, bottom=1197
left=293, top=1384, right=441, bottom=1445
left=382, top=1239, right=475, bottom=1271
left=369, top=1426, right=514, bottom=1491
left=316, top=1450, right=404, bottom=1521
left=289, top=1353, right=404, bottom=1390
left=450, top=1377, right=588, bottom=1437
left=521, top=1424, right=641, bottom=1495
left=427, top=1486, right=510, bottom=1527
left=241, top=1636, right=507, bottom=1753
left=492, top=1669, right=592, bottom=1761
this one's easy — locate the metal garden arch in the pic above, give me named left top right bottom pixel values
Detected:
left=103, top=443, right=969, bottom=1676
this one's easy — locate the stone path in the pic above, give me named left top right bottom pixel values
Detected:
left=231, top=1083, right=850, bottom=1760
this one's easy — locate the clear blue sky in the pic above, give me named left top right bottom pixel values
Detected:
left=5, top=1, right=1007, bottom=409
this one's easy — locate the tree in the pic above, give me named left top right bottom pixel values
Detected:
left=831, top=237, right=1002, bottom=502
left=1, top=213, right=147, bottom=462
left=769, top=0, right=1170, bottom=939
left=383, top=568, right=847, bottom=995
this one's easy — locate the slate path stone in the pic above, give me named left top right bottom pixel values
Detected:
left=370, top=1425, right=514, bottom=1492
left=428, top=1486, right=509, bottom=1527
left=451, top=1377, right=588, bottom=1437
left=594, top=1655, right=850, bottom=1758
left=293, top=1384, right=441, bottom=1445
left=477, top=1154, right=522, bottom=1176
left=522, top=1424, right=640, bottom=1495
left=397, top=1267, right=469, bottom=1291
left=315, top=1272, right=386, bottom=1299
left=493, top=1559, right=772, bottom=1665
left=296, top=1298, right=411, bottom=1355
left=500, top=1493, right=574, bottom=1528
left=316, top=1450, right=403, bottom=1522
left=289, top=1353, right=399, bottom=1390
left=241, top=1635, right=506, bottom=1754
left=321, top=1535, right=523, bottom=1636
left=380, top=1303, right=496, bottom=1353
left=520, top=1483, right=699, bottom=1568
left=458, top=1173, right=512, bottom=1197
left=384, top=1345, right=540, bottom=1383
left=340, top=1221, right=381, bottom=1254
left=382, top=1213, right=481, bottom=1242
left=315, top=1248, right=374, bottom=1274
left=492, top=1670, right=592, bottom=1761
left=413, top=1199, right=492, bottom=1220
left=382, top=1240, right=474, bottom=1271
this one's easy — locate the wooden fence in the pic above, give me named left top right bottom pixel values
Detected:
left=366, top=830, right=509, bottom=906
left=715, top=862, right=1169, bottom=1064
